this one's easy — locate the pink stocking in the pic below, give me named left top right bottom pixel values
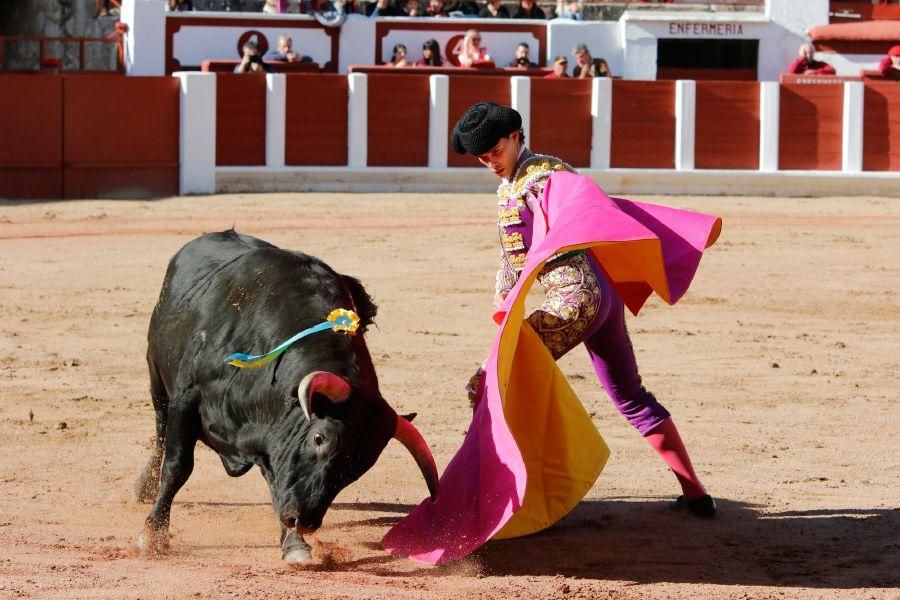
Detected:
left=645, top=418, right=707, bottom=499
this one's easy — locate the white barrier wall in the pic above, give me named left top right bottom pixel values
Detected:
left=199, top=72, right=896, bottom=196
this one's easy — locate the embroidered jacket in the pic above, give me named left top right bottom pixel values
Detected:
left=494, top=149, right=576, bottom=296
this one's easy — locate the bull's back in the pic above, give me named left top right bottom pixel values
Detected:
left=147, top=230, right=353, bottom=381
left=147, top=232, right=281, bottom=377
left=153, top=231, right=274, bottom=316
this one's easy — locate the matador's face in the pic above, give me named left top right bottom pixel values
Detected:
left=476, top=131, right=521, bottom=180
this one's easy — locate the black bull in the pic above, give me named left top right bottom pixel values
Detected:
left=133, top=231, right=439, bottom=562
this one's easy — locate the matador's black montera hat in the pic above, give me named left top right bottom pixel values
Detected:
left=451, top=102, right=522, bottom=156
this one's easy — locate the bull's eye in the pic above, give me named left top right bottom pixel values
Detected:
left=313, top=433, right=325, bottom=447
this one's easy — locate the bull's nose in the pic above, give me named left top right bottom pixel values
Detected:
left=280, top=514, right=298, bottom=529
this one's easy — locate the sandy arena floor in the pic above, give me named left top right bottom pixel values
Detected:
left=0, top=192, right=898, bottom=599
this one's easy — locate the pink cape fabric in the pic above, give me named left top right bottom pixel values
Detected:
left=381, top=172, right=722, bottom=565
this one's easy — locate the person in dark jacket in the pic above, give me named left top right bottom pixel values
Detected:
left=507, top=42, right=537, bottom=68
left=512, top=0, right=545, bottom=19
left=368, top=0, right=403, bottom=15
left=479, top=0, right=510, bottom=17
left=572, top=43, right=612, bottom=77
left=447, top=0, right=480, bottom=15
left=423, top=0, right=449, bottom=16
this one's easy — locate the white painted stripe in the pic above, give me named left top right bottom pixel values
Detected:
left=590, top=77, right=612, bottom=170
left=175, top=71, right=216, bottom=195
left=428, top=75, right=450, bottom=169
left=265, top=73, right=286, bottom=168
left=347, top=73, right=368, bottom=168
left=759, top=81, right=780, bottom=172
left=842, top=81, right=864, bottom=173
left=675, top=79, right=696, bottom=171
left=510, top=76, right=531, bottom=142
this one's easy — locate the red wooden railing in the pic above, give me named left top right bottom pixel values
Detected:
left=0, top=33, right=124, bottom=74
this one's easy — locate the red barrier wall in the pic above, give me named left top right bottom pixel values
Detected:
left=447, top=76, right=510, bottom=168
left=286, top=75, right=348, bottom=166
left=530, top=78, right=592, bottom=168
left=778, top=84, right=843, bottom=171
left=64, top=75, right=179, bottom=199
left=863, top=82, right=900, bottom=172
left=216, top=74, right=266, bottom=166
left=366, top=74, right=430, bottom=167
left=695, top=81, right=760, bottom=170
left=611, top=80, right=676, bottom=169
left=0, top=75, right=63, bottom=199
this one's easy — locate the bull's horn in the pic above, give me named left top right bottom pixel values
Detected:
left=394, top=415, right=439, bottom=501
left=296, top=371, right=351, bottom=421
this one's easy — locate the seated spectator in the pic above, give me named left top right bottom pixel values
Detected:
left=423, top=0, right=449, bottom=16
left=878, top=45, right=900, bottom=80
left=544, top=55, right=569, bottom=78
left=554, top=0, right=582, bottom=20
left=266, top=35, right=311, bottom=63
left=390, top=43, right=410, bottom=67
left=234, top=40, right=272, bottom=73
left=479, top=0, right=510, bottom=18
left=235, top=40, right=272, bottom=73
left=788, top=43, right=836, bottom=76
left=447, top=0, right=480, bottom=16
left=402, top=0, right=422, bottom=15
left=166, top=0, right=193, bottom=11
left=417, top=39, right=445, bottom=66
left=572, top=43, right=611, bottom=77
left=507, top=42, right=537, bottom=68
left=457, top=29, right=492, bottom=67
left=512, top=0, right=545, bottom=20
left=369, top=0, right=402, bottom=16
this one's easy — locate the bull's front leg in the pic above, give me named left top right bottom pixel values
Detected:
left=280, top=525, right=313, bottom=564
left=138, top=407, right=199, bottom=554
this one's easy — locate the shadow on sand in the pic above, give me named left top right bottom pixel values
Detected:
left=337, top=498, right=899, bottom=589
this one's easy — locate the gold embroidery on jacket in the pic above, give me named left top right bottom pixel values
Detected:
left=526, top=253, right=602, bottom=359
left=501, top=231, right=525, bottom=251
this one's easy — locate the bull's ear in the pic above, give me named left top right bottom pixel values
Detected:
left=401, top=412, right=417, bottom=422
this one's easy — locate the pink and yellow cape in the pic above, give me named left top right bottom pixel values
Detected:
left=381, top=172, right=722, bottom=565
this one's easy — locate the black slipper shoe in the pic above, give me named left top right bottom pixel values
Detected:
left=669, top=494, right=717, bottom=519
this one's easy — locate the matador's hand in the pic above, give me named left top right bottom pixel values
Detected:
left=465, top=367, right=485, bottom=409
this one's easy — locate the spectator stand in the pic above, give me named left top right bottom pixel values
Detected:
left=809, top=20, right=900, bottom=76
left=164, top=13, right=340, bottom=74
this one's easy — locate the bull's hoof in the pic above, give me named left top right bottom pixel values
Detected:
left=282, top=532, right=313, bottom=564
left=283, top=545, right=313, bottom=564
left=136, top=526, right=170, bottom=556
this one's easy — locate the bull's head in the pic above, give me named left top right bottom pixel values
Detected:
left=268, top=371, right=439, bottom=534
